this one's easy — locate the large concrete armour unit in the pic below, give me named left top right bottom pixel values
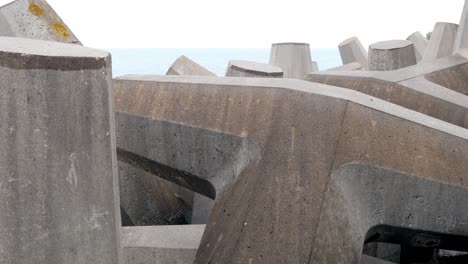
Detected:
left=422, top=22, right=459, bottom=62
left=338, top=36, right=368, bottom=68
left=406, top=31, right=428, bottom=62
left=269, top=42, right=314, bottom=79
left=0, top=37, right=120, bottom=263
left=369, top=40, right=417, bottom=71
left=0, top=0, right=80, bottom=44
left=226, top=60, right=283, bottom=78
left=166, top=55, right=216, bottom=76
left=111, top=75, right=468, bottom=263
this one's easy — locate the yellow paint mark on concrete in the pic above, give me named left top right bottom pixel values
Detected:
left=53, top=22, right=69, bottom=37
left=28, top=3, right=44, bottom=16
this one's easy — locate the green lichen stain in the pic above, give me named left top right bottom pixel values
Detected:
left=53, top=22, right=69, bottom=37
left=28, top=3, right=44, bottom=16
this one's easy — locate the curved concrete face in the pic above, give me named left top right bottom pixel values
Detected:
left=0, top=0, right=80, bottom=44
left=226, top=60, right=283, bottom=78
left=166, top=55, right=216, bottom=76
left=305, top=55, right=468, bottom=130
left=312, top=164, right=468, bottom=263
left=369, top=40, right=417, bottom=71
left=269, top=42, right=313, bottom=79
left=112, top=75, right=468, bottom=264
left=455, top=0, right=468, bottom=52
left=122, top=225, right=205, bottom=264
left=113, top=97, right=258, bottom=225
left=0, top=37, right=120, bottom=263
left=339, top=36, right=368, bottom=68
left=422, top=22, right=459, bottom=62
left=407, top=31, right=428, bottom=62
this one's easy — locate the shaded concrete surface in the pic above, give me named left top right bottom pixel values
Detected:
left=360, top=255, right=396, bottom=264
left=166, top=55, right=216, bottom=76
left=327, top=62, right=363, bottom=71
left=369, top=40, right=417, bottom=71
left=0, top=0, right=80, bottom=44
left=122, top=225, right=205, bottom=264
left=305, top=54, right=468, bottom=130
left=339, top=36, right=368, bottom=68
left=423, top=22, right=459, bottom=62
left=455, top=0, right=468, bottom=51
left=111, top=75, right=468, bottom=263
left=407, top=31, right=428, bottom=62
left=427, top=32, right=432, bottom=40
left=312, top=61, right=319, bottom=72
left=0, top=37, right=120, bottom=263
left=269, top=42, right=313, bottom=79
left=226, top=60, right=283, bottom=78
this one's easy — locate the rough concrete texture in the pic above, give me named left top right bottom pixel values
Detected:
left=407, top=31, right=428, bottom=62
left=166, top=55, right=216, bottom=76
left=112, top=75, right=468, bottom=264
left=225, top=60, right=283, bottom=78
left=122, top=225, right=205, bottom=264
left=369, top=40, right=417, bottom=71
left=327, top=62, right=363, bottom=71
left=269, top=42, right=313, bottom=79
left=360, top=255, right=396, bottom=264
left=422, top=22, right=459, bottom=62
left=455, top=0, right=468, bottom=51
left=0, top=37, right=120, bottom=263
left=306, top=54, right=468, bottom=130
left=339, top=36, right=368, bottom=68
left=0, top=0, right=80, bottom=44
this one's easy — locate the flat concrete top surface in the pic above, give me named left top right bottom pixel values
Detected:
left=229, top=60, right=283, bottom=73
left=339, top=36, right=359, bottom=46
left=122, top=225, right=205, bottom=249
left=370, top=40, right=413, bottom=50
left=272, top=42, right=309, bottom=46
left=0, top=37, right=108, bottom=58
left=116, top=74, right=468, bottom=140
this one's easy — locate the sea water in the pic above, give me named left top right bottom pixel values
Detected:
left=107, top=48, right=342, bottom=77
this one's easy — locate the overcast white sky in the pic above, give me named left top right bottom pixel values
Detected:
left=0, top=0, right=465, bottom=48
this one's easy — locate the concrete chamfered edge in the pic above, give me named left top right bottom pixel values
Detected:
left=338, top=36, right=359, bottom=46
left=115, top=74, right=468, bottom=141
left=228, top=60, right=283, bottom=75
left=370, top=40, right=413, bottom=50
left=0, top=37, right=110, bottom=70
left=272, top=42, right=310, bottom=46
left=121, top=225, right=205, bottom=249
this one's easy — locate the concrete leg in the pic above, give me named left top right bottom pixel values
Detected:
left=166, top=55, right=216, bottom=76
left=225, top=60, right=283, bottom=78
left=0, top=37, right=120, bottom=263
left=369, top=40, right=417, bottom=71
left=338, top=36, right=368, bottom=68
left=407, top=31, right=428, bottom=62
left=455, top=0, right=468, bottom=52
left=269, top=42, right=313, bottom=79
left=422, top=22, right=459, bottom=62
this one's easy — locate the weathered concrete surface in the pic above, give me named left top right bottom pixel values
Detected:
left=122, top=225, right=205, bottom=264
left=166, top=55, right=216, bottom=76
left=0, top=37, right=120, bottom=263
left=113, top=75, right=468, bottom=264
left=306, top=54, right=468, bottom=130
left=0, top=0, right=80, bottom=44
left=455, top=0, right=468, bottom=51
left=339, top=36, right=368, bottom=67
left=225, top=60, right=283, bottom=78
left=360, top=255, right=396, bottom=264
left=423, top=22, right=459, bottom=62
left=327, top=62, right=363, bottom=71
left=369, top=40, right=417, bottom=71
left=407, top=31, right=428, bottom=62
left=269, top=42, right=313, bottom=79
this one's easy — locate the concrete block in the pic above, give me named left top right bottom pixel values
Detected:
left=407, top=31, right=428, bottom=62
left=166, top=55, right=216, bottom=76
left=369, top=40, right=417, bottom=71
left=360, top=255, right=396, bottom=264
left=338, top=36, right=368, bottom=67
left=225, top=60, right=283, bottom=78
left=327, top=62, right=363, bottom=71
left=423, top=22, right=459, bottom=62
left=312, top=61, right=319, bottom=72
left=113, top=75, right=468, bottom=264
left=269, top=42, right=313, bottom=79
left=122, top=225, right=205, bottom=264
left=0, top=0, right=80, bottom=44
left=0, top=37, right=120, bottom=263
left=455, top=0, right=468, bottom=51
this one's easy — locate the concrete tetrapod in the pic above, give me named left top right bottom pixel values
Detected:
left=166, top=55, right=216, bottom=76
left=406, top=31, right=428, bottom=62
left=369, top=40, right=417, bottom=71
left=422, top=22, right=459, bottom=62
left=0, top=0, right=80, bottom=44
left=306, top=53, right=468, bottom=130
left=339, top=36, right=368, bottom=68
left=226, top=60, right=283, bottom=78
left=113, top=75, right=468, bottom=264
left=269, top=42, right=314, bottom=79
left=0, top=37, right=120, bottom=263
left=122, top=225, right=205, bottom=264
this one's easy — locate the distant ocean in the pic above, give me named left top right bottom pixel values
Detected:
left=107, top=48, right=342, bottom=77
